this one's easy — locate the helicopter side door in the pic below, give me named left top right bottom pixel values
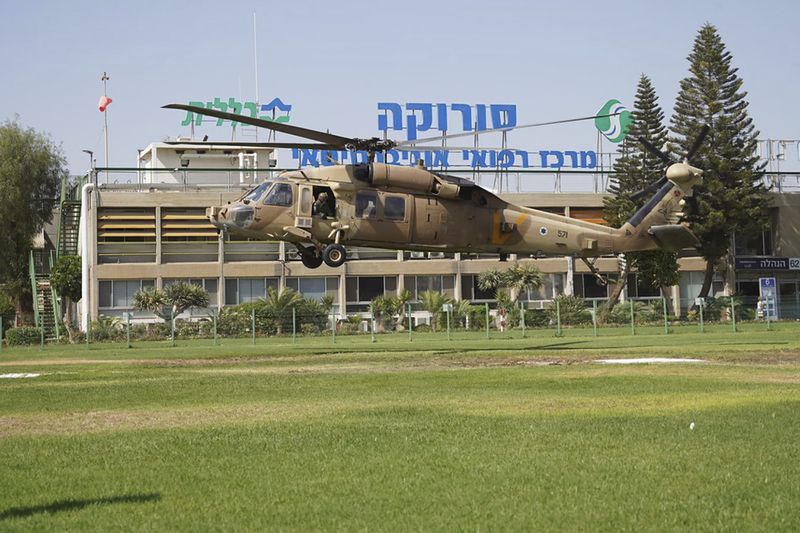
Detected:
left=295, top=184, right=313, bottom=229
left=353, top=190, right=410, bottom=244
left=412, top=196, right=447, bottom=244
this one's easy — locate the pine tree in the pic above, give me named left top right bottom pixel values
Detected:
left=603, top=74, right=679, bottom=313
left=671, top=23, right=771, bottom=298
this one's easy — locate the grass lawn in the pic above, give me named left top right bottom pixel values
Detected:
left=1, top=324, right=799, bottom=530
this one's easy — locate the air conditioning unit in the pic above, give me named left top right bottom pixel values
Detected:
left=410, top=251, right=426, bottom=259
left=428, top=252, right=445, bottom=259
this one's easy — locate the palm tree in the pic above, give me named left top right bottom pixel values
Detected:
left=418, top=290, right=452, bottom=332
left=477, top=264, right=543, bottom=303
left=134, top=281, right=209, bottom=325
left=506, top=264, right=544, bottom=302
left=261, top=287, right=303, bottom=334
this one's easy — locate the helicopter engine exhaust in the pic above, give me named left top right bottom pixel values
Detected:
left=352, top=163, right=464, bottom=199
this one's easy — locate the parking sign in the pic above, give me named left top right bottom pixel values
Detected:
left=759, top=277, right=778, bottom=319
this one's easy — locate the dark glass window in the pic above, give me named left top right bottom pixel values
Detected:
left=264, top=183, right=293, bottom=206
left=384, top=196, right=406, bottom=221
left=358, top=277, right=384, bottom=301
left=356, top=191, right=378, bottom=218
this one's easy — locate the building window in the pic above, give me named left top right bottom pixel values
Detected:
left=626, top=273, right=661, bottom=299
left=98, top=279, right=156, bottom=310
left=461, top=274, right=496, bottom=301
left=163, top=278, right=219, bottom=308
left=286, top=277, right=339, bottom=303
left=264, top=183, right=293, bottom=206
left=523, top=273, right=564, bottom=301
left=573, top=274, right=608, bottom=299
left=345, top=276, right=397, bottom=303
left=224, top=277, right=279, bottom=305
left=405, top=275, right=455, bottom=299
left=734, top=227, right=774, bottom=256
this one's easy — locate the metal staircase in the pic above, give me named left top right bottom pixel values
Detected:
left=29, top=250, right=59, bottom=341
left=27, top=174, right=86, bottom=340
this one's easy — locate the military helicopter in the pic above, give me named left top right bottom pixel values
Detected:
left=164, top=104, right=705, bottom=273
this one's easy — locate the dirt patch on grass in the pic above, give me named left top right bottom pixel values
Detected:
left=0, top=401, right=341, bottom=438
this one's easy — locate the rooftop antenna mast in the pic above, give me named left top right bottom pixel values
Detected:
left=253, top=12, right=260, bottom=143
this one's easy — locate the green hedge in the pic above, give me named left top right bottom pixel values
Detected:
left=6, top=326, right=42, bottom=346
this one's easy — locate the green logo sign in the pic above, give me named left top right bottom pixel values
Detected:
left=595, top=99, right=632, bottom=143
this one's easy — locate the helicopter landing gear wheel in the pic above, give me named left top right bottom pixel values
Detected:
left=301, top=252, right=323, bottom=269
left=297, top=245, right=323, bottom=269
left=322, top=243, right=347, bottom=268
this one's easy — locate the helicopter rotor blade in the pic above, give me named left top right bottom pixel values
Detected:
left=635, top=136, right=674, bottom=167
left=395, top=112, right=621, bottom=147
left=629, top=176, right=668, bottom=202
left=685, top=124, right=710, bottom=162
left=163, top=104, right=353, bottom=147
left=163, top=140, right=342, bottom=150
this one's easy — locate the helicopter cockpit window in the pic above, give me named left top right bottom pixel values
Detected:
left=356, top=191, right=378, bottom=218
left=264, top=183, right=293, bottom=207
left=243, top=181, right=272, bottom=203
left=384, top=196, right=405, bottom=221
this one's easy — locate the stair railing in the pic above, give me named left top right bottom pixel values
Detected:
left=29, top=251, right=40, bottom=329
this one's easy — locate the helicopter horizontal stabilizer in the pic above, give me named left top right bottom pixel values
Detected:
left=648, top=224, right=698, bottom=251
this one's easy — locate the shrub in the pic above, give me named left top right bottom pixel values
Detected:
left=301, top=323, right=321, bottom=336
left=524, top=309, right=550, bottom=327
left=89, top=315, right=125, bottom=342
left=548, top=295, right=592, bottom=326
left=6, top=326, right=42, bottom=346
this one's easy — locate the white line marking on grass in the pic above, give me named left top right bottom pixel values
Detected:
left=595, top=358, right=706, bottom=365
left=0, top=373, right=43, bottom=379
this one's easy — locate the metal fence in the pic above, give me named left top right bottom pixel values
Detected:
left=1, top=295, right=792, bottom=353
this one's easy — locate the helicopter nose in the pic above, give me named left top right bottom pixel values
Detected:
left=207, top=203, right=254, bottom=230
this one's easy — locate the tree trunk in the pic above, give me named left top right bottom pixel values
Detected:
left=601, top=263, right=630, bottom=323
left=698, top=259, right=715, bottom=298
left=63, top=297, right=75, bottom=343
left=660, top=286, right=672, bottom=317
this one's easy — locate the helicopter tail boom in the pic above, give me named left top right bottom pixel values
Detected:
left=611, top=163, right=703, bottom=253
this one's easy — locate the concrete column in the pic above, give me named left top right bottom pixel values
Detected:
left=278, top=242, right=286, bottom=291
left=671, top=284, right=681, bottom=317
left=155, top=206, right=162, bottom=265
left=218, top=231, right=225, bottom=309
left=454, top=253, right=462, bottom=301
left=338, top=269, right=347, bottom=319
left=564, top=256, right=574, bottom=296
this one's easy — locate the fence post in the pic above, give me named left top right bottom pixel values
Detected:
left=126, top=312, right=131, bottom=349
left=370, top=304, right=376, bottom=343
left=592, top=299, right=598, bottom=337
left=446, top=307, right=451, bottom=341
left=629, top=300, right=636, bottom=336
left=213, top=310, right=218, bottom=346
left=251, top=307, right=256, bottom=345
left=731, top=299, right=737, bottom=333
left=485, top=302, right=490, bottom=339
left=332, top=313, right=336, bottom=344
left=699, top=298, right=705, bottom=333
left=662, top=297, right=669, bottom=334
left=556, top=299, right=562, bottom=337
left=40, top=321, right=44, bottom=351
left=520, top=301, right=526, bottom=338
left=765, top=295, right=771, bottom=331
left=171, top=307, right=176, bottom=347
left=292, top=306, right=297, bottom=343
left=408, top=303, right=412, bottom=342
left=86, top=319, right=91, bottom=350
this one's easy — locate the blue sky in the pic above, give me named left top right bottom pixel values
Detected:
left=1, top=0, right=798, bottom=174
